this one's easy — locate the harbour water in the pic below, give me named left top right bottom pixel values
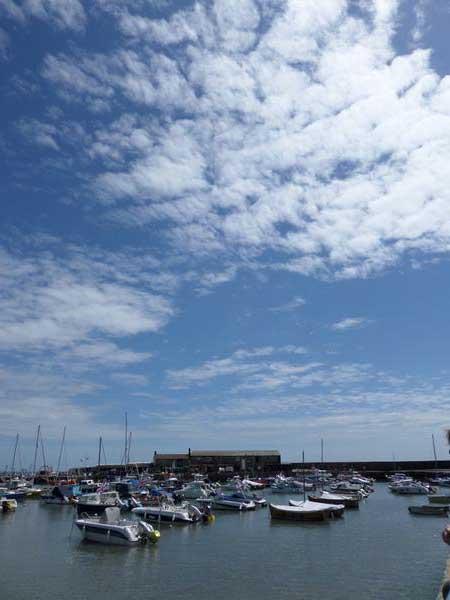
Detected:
left=1, top=483, right=448, bottom=600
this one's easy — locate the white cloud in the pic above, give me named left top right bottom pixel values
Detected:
left=1, top=0, right=86, bottom=30
left=331, top=317, right=371, bottom=331
left=0, top=245, right=173, bottom=351
left=31, top=0, right=450, bottom=281
left=269, top=296, right=306, bottom=312
left=111, top=372, right=149, bottom=386
left=59, top=341, right=152, bottom=370
left=167, top=346, right=319, bottom=390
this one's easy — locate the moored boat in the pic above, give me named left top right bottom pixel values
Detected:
left=1, top=497, right=18, bottom=512
left=408, top=505, right=448, bottom=515
left=308, top=491, right=359, bottom=509
left=269, top=501, right=339, bottom=522
left=75, top=507, right=160, bottom=546
left=289, top=499, right=344, bottom=518
left=196, top=495, right=255, bottom=511
left=132, top=501, right=203, bottom=523
left=429, top=495, right=450, bottom=504
left=76, top=491, right=126, bottom=516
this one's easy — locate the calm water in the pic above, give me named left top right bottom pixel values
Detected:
left=1, top=484, right=449, bottom=600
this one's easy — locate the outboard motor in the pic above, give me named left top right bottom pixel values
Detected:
left=138, top=521, right=160, bottom=544
left=187, top=504, right=203, bottom=522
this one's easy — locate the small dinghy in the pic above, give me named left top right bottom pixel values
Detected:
left=308, top=491, right=359, bottom=509
left=269, top=500, right=343, bottom=521
left=289, top=499, right=344, bottom=518
left=76, top=507, right=160, bottom=546
left=408, top=505, right=449, bottom=516
left=429, top=495, right=450, bottom=504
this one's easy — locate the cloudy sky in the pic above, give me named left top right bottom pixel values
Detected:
left=1, top=0, right=450, bottom=468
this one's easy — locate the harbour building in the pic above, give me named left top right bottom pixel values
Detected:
left=153, top=449, right=281, bottom=474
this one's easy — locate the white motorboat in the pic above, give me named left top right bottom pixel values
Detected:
left=75, top=507, right=160, bottom=546
left=196, top=494, right=255, bottom=511
left=331, top=481, right=368, bottom=493
left=76, top=491, right=127, bottom=515
left=430, top=477, right=450, bottom=487
left=132, top=500, right=203, bottom=523
left=227, top=491, right=267, bottom=507
left=390, top=481, right=434, bottom=495
left=271, top=477, right=314, bottom=494
left=174, top=481, right=213, bottom=500
left=242, top=479, right=265, bottom=490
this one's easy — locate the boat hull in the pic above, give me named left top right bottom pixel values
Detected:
left=132, top=507, right=194, bottom=523
left=409, top=505, right=448, bottom=515
left=429, top=496, right=450, bottom=504
left=308, top=495, right=359, bottom=509
left=269, top=503, right=330, bottom=522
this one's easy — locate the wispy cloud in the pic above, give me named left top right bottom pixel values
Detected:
left=0, top=243, right=174, bottom=352
left=331, top=317, right=372, bottom=331
left=24, top=0, right=450, bottom=281
left=0, top=0, right=86, bottom=31
left=269, top=296, right=306, bottom=312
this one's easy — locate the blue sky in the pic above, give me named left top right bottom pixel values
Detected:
left=2, top=0, right=450, bottom=468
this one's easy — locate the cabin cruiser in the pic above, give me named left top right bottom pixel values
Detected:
left=132, top=500, right=204, bottom=523
left=196, top=494, right=256, bottom=511
left=242, top=479, right=265, bottom=490
left=41, top=484, right=80, bottom=505
left=226, top=491, right=267, bottom=507
left=174, top=481, right=213, bottom=500
left=387, top=473, right=411, bottom=482
left=390, top=481, right=434, bottom=495
left=75, top=507, right=160, bottom=546
left=430, top=477, right=450, bottom=487
left=0, top=487, right=27, bottom=502
left=76, top=491, right=127, bottom=515
left=330, top=481, right=371, bottom=496
left=271, top=477, right=314, bottom=494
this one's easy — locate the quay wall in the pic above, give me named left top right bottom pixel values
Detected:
left=281, top=459, right=450, bottom=479
left=81, top=459, right=450, bottom=480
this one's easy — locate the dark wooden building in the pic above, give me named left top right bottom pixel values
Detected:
left=153, top=449, right=281, bottom=474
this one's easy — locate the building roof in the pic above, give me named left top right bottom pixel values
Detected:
left=153, top=454, right=188, bottom=460
left=191, top=450, right=280, bottom=457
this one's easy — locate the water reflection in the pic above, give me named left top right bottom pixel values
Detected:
left=1, top=485, right=448, bottom=600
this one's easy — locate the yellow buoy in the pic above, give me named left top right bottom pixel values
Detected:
left=149, top=530, right=161, bottom=544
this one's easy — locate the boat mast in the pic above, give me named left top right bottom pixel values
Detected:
left=123, top=412, right=128, bottom=468
left=56, top=426, right=66, bottom=476
left=320, top=438, right=324, bottom=464
left=98, top=436, right=102, bottom=467
left=40, top=434, right=48, bottom=472
left=432, top=433, right=438, bottom=470
left=127, top=431, right=132, bottom=465
left=11, top=433, right=19, bottom=475
left=302, top=450, right=306, bottom=503
left=32, top=425, right=41, bottom=478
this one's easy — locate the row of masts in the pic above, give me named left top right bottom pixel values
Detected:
left=6, top=411, right=135, bottom=475
left=4, top=424, right=442, bottom=475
